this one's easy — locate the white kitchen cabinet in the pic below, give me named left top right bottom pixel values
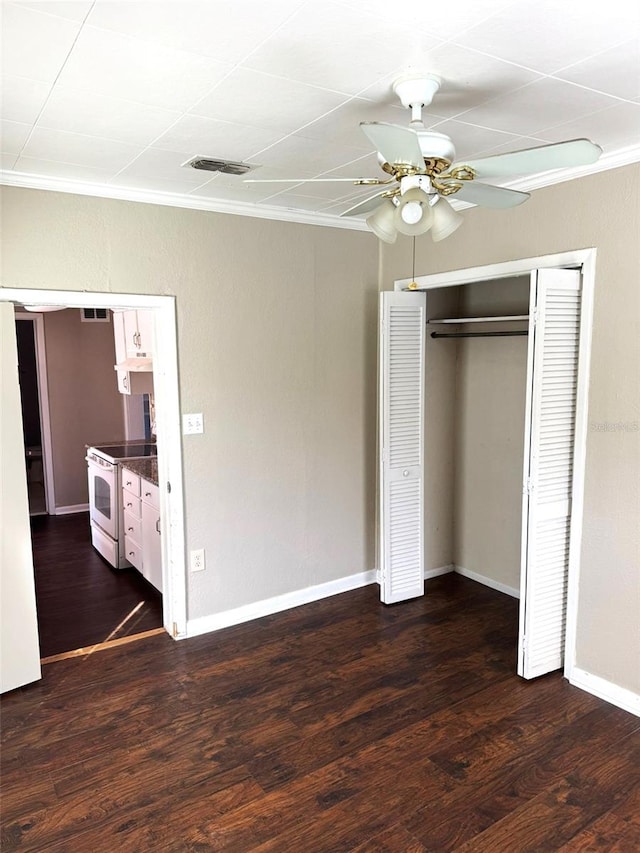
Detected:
left=113, top=310, right=153, bottom=396
left=122, top=468, right=162, bottom=593
left=141, top=490, right=162, bottom=593
left=122, top=473, right=143, bottom=572
left=122, top=309, right=154, bottom=358
left=116, top=368, right=153, bottom=396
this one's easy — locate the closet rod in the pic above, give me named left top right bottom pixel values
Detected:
left=430, top=330, right=529, bottom=339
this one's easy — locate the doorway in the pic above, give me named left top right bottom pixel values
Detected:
left=1, top=288, right=187, bottom=689
left=379, top=249, right=595, bottom=686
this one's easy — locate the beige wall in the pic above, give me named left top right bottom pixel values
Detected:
left=381, top=163, right=640, bottom=696
left=43, top=309, right=126, bottom=508
left=453, top=278, right=529, bottom=589
left=0, top=188, right=379, bottom=621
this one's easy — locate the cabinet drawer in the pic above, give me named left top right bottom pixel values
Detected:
left=121, top=470, right=140, bottom=496
left=141, top=480, right=159, bottom=508
left=122, top=490, right=141, bottom=518
left=124, top=535, right=143, bottom=572
left=123, top=510, right=141, bottom=543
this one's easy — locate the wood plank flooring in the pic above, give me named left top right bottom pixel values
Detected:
left=30, top=512, right=163, bottom=658
left=2, top=574, right=638, bottom=852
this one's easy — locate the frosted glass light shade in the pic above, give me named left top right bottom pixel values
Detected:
left=395, top=188, right=433, bottom=236
left=366, top=200, right=398, bottom=243
left=431, top=197, right=463, bottom=242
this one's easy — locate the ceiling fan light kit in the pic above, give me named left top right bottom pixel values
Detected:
left=366, top=200, right=398, bottom=244
left=245, top=71, right=602, bottom=245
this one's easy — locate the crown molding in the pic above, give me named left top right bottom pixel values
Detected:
left=2, top=144, right=639, bottom=224
left=0, top=171, right=369, bottom=232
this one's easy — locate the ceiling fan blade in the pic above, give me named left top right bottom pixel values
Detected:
left=340, top=191, right=388, bottom=217
left=454, top=182, right=530, bottom=209
left=243, top=177, right=383, bottom=184
left=360, top=122, right=425, bottom=169
left=457, top=138, right=602, bottom=179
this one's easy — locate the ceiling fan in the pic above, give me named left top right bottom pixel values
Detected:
left=245, top=73, right=602, bottom=243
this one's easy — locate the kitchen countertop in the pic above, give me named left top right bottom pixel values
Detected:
left=121, top=458, right=159, bottom=487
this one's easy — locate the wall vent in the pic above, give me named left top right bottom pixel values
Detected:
left=81, top=308, right=109, bottom=323
left=185, top=157, right=253, bottom=175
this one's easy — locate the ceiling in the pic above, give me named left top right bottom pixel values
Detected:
left=2, top=0, right=639, bottom=228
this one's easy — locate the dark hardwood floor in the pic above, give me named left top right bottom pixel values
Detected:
left=1, top=574, right=638, bottom=852
left=30, top=512, right=163, bottom=658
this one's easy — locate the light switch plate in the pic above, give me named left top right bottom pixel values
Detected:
left=183, top=412, right=204, bottom=434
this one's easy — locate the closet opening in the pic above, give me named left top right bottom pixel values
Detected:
left=379, top=249, right=595, bottom=687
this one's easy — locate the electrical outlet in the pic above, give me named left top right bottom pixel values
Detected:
left=183, top=413, right=204, bottom=435
left=190, top=548, right=205, bottom=572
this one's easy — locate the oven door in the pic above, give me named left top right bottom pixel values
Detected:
left=87, top=459, right=117, bottom=540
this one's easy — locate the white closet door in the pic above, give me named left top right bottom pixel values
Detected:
left=379, top=291, right=426, bottom=604
left=519, top=268, right=581, bottom=678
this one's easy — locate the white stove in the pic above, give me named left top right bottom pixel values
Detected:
left=86, top=443, right=157, bottom=568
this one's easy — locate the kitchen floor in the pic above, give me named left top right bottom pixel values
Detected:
left=31, top=512, right=163, bottom=658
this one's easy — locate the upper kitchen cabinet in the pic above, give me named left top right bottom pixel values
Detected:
left=112, top=310, right=154, bottom=396
left=118, top=310, right=154, bottom=359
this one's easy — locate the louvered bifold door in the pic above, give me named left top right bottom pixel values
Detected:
left=379, top=291, right=426, bottom=604
left=519, top=268, right=581, bottom=678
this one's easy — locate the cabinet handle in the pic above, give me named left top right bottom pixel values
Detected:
left=126, top=502, right=132, bottom=507
left=123, top=374, right=128, bottom=389
left=129, top=551, right=134, bottom=557
left=126, top=480, right=132, bottom=486
left=128, top=527, right=133, bottom=532
left=145, top=491, right=151, bottom=497
left=155, top=518, right=161, bottom=534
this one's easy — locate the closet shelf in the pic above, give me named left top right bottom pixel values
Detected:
left=427, top=315, right=529, bottom=324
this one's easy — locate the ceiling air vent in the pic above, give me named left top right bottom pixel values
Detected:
left=186, top=157, right=253, bottom=175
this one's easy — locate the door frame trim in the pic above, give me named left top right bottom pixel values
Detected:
left=14, top=311, right=56, bottom=514
left=393, top=248, right=597, bottom=684
left=1, top=288, right=187, bottom=640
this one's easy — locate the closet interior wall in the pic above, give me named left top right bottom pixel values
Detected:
left=424, top=276, right=530, bottom=593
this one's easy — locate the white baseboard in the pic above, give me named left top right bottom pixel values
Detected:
left=187, top=569, right=377, bottom=638
left=569, top=666, right=640, bottom=717
left=425, top=564, right=455, bottom=579
left=454, top=565, right=520, bottom=599
left=54, top=503, right=89, bottom=515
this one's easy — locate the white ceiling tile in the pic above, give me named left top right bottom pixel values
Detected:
left=554, top=39, right=640, bottom=102
left=86, top=0, right=305, bottom=64
left=115, top=147, right=213, bottom=185
left=0, top=120, right=33, bottom=154
left=13, top=155, right=114, bottom=182
left=187, top=179, right=270, bottom=202
left=412, top=43, right=542, bottom=119
left=108, top=173, right=210, bottom=195
left=457, top=78, right=621, bottom=137
left=56, top=25, right=233, bottom=112
left=456, top=0, right=640, bottom=74
left=242, top=1, right=442, bottom=96
left=13, top=2, right=93, bottom=22
left=333, top=0, right=520, bottom=40
left=0, top=75, right=51, bottom=124
left=153, top=114, right=283, bottom=161
left=190, top=69, right=349, bottom=134
left=1, top=3, right=81, bottom=82
left=1, top=152, right=19, bottom=169
left=21, top=126, right=142, bottom=170
left=536, top=102, right=640, bottom=155
left=299, top=98, right=427, bottom=151
left=431, top=119, right=522, bottom=161
left=319, top=152, right=382, bottom=179
left=37, top=87, right=182, bottom=146
left=252, top=133, right=367, bottom=175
